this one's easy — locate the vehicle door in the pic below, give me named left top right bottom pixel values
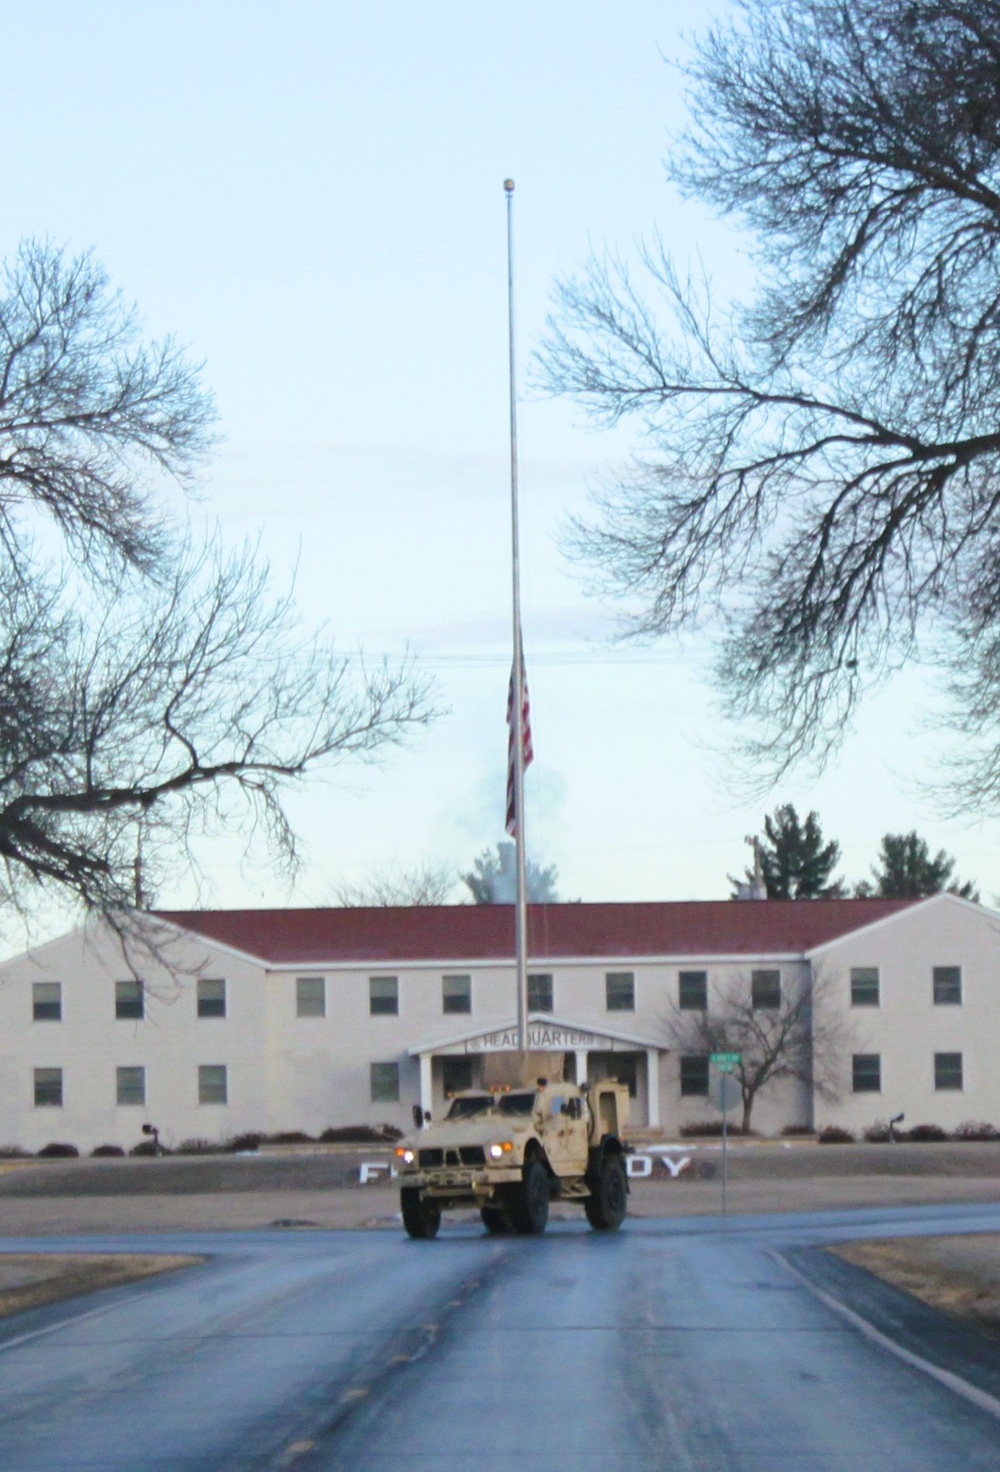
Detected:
left=542, top=1090, right=589, bottom=1176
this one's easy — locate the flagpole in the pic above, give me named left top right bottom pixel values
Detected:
left=504, top=178, right=529, bottom=1062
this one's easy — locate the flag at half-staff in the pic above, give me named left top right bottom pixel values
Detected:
left=505, top=649, right=533, bottom=837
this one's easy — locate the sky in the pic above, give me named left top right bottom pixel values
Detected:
left=3, top=1, right=998, bottom=914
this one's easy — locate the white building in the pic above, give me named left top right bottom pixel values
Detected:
left=0, top=894, right=995, bottom=1152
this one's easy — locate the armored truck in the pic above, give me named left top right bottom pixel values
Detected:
left=394, top=1077, right=630, bottom=1238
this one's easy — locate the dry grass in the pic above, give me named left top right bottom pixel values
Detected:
left=831, top=1234, right=1000, bottom=1338
left=0, top=1253, right=199, bottom=1320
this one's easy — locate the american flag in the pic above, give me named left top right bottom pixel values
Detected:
left=505, top=655, right=533, bottom=837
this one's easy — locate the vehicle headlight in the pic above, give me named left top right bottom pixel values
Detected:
left=489, top=1142, right=513, bottom=1160
left=395, top=1147, right=415, bottom=1165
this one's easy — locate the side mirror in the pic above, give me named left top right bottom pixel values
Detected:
left=412, top=1104, right=424, bottom=1130
left=424, top=1109, right=432, bottom=1124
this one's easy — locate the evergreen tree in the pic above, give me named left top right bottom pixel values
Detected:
left=858, top=833, right=978, bottom=901
left=462, top=842, right=560, bottom=904
left=739, top=805, right=844, bottom=899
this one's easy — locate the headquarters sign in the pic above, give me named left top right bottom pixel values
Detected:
left=459, top=1025, right=601, bottom=1054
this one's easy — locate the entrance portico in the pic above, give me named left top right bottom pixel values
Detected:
left=409, top=1014, right=668, bottom=1128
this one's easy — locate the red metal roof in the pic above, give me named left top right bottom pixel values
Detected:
left=156, top=899, right=917, bottom=965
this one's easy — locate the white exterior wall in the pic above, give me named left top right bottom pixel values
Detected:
left=4, top=899, right=992, bottom=1152
left=664, top=958, right=813, bottom=1135
left=811, top=894, right=1000, bottom=1135
left=0, top=925, right=268, bottom=1153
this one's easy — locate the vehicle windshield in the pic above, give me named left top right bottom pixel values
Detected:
left=446, top=1095, right=493, bottom=1119
left=495, top=1091, right=538, bottom=1117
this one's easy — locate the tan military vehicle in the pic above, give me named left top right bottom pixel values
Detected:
left=394, top=1077, right=630, bottom=1238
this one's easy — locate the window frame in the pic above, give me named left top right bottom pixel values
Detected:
left=751, top=969, right=782, bottom=1011
left=198, top=1064, right=228, bottom=1105
left=32, top=981, right=62, bottom=1022
left=295, top=976, right=326, bottom=1019
left=934, top=1051, right=964, bottom=1091
left=197, top=977, right=227, bottom=1019
left=852, top=1053, right=882, bottom=1093
left=33, top=1067, right=63, bottom=1107
left=370, top=1061, right=400, bottom=1103
left=116, top=1065, right=146, bottom=1107
left=932, top=966, right=962, bottom=1006
left=369, top=975, right=399, bottom=1016
left=850, top=967, right=880, bottom=1008
left=605, top=971, right=635, bottom=1012
left=442, top=974, right=472, bottom=1015
left=679, top=1055, right=710, bottom=1097
left=115, top=979, right=145, bottom=1021
left=527, top=973, right=554, bottom=1013
left=678, top=970, right=708, bottom=1011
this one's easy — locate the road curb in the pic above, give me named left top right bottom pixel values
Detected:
left=770, top=1244, right=1000, bottom=1423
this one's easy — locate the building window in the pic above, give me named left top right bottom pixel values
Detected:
left=32, top=982, right=62, bottom=1022
left=442, top=975, right=472, bottom=1015
left=198, top=1065, right=228, bottom=1105
left=934, top=1052, right=963, bottom=1091
left=116, top=1066, right=146, bottom=1106
left=606, top=972, right=635, bottom=1012
left=933, top=966, right=962, bottom=1005
left=751, top=970, right=781, bottom=1010
left=34, top=1067, right=63, bottom=1107
left=115, top=980, right=144, bottom=1021
left=679, top=1056, right=710, bottom=1097
left=296, top=976, right=326, bottom=1018
left=369, top=976, right=399, bottom=1016
left=850, top=967, right=880, bottom=1007
left=679, top=971, right=708, bottom=1010
left=852, top=1054, right=881, bottom=1093
left=442, top=1057, right=473, bottom=1095
left=197, top=978, right=226, bottom=1019
left=370, top=1061, right=400, bottom=1102
left=527, top=973, right=553, bottom=1012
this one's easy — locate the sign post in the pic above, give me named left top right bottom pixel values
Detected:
left=710, top=1053, right=741, bottom=1216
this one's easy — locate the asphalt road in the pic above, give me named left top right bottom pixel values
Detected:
left=3, top=1204, right=1000, bottom=1470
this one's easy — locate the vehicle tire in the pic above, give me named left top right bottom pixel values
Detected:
left=480, top=1205, right=514, bottom=1235
left=401, top=1188, right=441, bottom=1240
left=509, top=1158, right=550, bottom=1235
left=584, top=1154, right=627, bottom=1231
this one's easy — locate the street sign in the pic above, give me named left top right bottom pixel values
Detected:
left=710, top=1052, right=742, bottom=1073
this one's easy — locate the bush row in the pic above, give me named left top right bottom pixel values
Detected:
left=817, top=1119, right=1000, bottom=1144
left=0, top=1123, right=405, bottom=1160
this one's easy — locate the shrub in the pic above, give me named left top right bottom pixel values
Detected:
left=781, top=1124, right=814, bottom=1137
left=0, top=1144, right=30, bottom=1158
left=36, top=1142, right=79, bottom=1158
left=265, top=1131, right=315, bottom=1145
left=228, top=1132, right=263, bottom=1153
left=129, top=1139, right=169, bottom=1156
left=863, top=1120, right=892, bottom=1143
left=318, top=1124, right=404, bottom=1144
left=952, top=1120, right=1000, bottom=1142
left=679, top=1121, right=755, bottom=1137
left=176, top=1137, right=225, bottom=1155
left=905, top=1123, right=950, bottom=1143
left=90, top=1144, right=125, bottom=1157
left=817, top=1126, right=855, bottom=1144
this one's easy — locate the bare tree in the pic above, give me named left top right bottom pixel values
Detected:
left=0, top=537, right=430, bottom=916
left=333, top=858, right=457, bottom=907
left=0, top=240, right=215, bottom=572
left=0, top=241, right=433, bottom=924
left=668, top=969, right=849, bottom=1132
left=540, top=0, right=1000, bottom=797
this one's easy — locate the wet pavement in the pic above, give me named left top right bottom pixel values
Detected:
left=1, top=1203, right=1000, bottom=1469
